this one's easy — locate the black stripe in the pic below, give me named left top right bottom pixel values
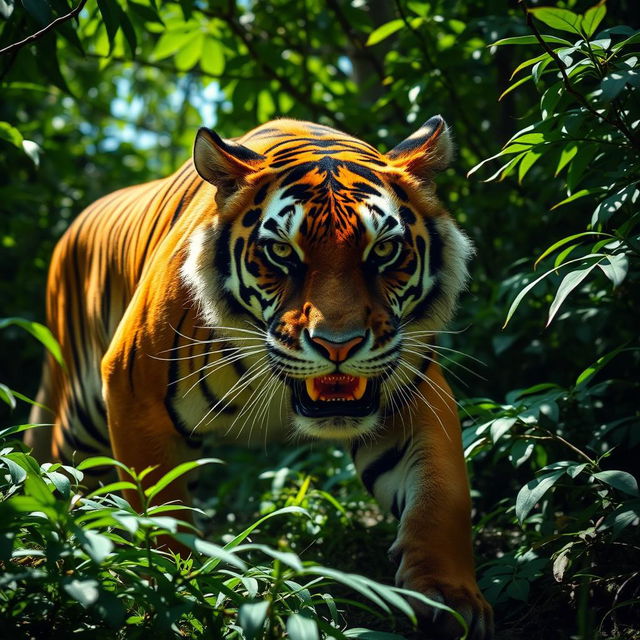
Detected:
left=361, top=438, right=411, bottom=495
left=164, top=310, right=203, bottom=446
left=74, top=400, right=110, bottom=447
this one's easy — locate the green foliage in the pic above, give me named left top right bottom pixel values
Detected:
left=1, top=0, right=639, bottom=638
left=0, top=422, right=456, bottom=638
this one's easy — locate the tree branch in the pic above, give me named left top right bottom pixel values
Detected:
left=0, top=0, right=88, bottom=57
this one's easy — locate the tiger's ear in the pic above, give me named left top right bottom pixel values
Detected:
left=386, top=115, right=453, bottom=181
left=193, top=127, right=265, bottom=203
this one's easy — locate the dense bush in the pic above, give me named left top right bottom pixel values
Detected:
left=1, top=1, right=638, bottom=638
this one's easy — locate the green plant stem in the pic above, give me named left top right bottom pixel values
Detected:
left=266, top=558, right=283, bottom=640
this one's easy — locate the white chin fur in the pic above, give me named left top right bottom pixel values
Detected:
left=292, top=413, right=380, bottom=440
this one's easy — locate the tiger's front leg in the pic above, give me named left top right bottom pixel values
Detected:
left=352, top=363, right=493, bottom=639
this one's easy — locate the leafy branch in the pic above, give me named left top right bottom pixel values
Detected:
left=0, top=0, right=87, bottom=57
left=520, top=0, right=640, bottom=150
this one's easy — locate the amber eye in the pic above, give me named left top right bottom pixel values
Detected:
left=271, top=242, right=293, bottom=259
left=373, top=240, right=396, bottom=259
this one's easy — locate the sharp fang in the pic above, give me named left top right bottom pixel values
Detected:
left=306, top=378, right=320, bottom=401
left=353, top=377, right=367, bottom=400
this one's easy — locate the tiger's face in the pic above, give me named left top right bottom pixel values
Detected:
left=187, top=118, right=472, bottom=439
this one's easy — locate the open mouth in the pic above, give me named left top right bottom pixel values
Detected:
left=291, top=374, right=380, bottom=417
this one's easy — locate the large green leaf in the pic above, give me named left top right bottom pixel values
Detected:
left=582, top=2, right=606, bottom=38
left=529, top=7, right=582, bottom=35
left=515, top=470, right=565, bottom=522
left=546, top=262, right=600, bottom=326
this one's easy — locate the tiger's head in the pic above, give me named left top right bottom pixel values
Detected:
left=184, top=118, right=472, bottom=439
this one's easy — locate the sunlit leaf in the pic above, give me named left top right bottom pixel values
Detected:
left=582, top=2, right=606, bottom=38
left=366, top=19, right=405, bottom=46
left=598, top=254, right=628, bottom=287
left=0, top=318, right=64, bottom=367
left=529, top=7, right=582, bottom=35
left=547, top=262, right=599, bottom=325
left=492, top=35, right=571, bottom=46
left=144, top=458, right=221, bottom=500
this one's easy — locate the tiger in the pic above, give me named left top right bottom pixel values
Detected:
left=27, top=117, right=493, bottom=639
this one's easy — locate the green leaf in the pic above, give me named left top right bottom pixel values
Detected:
left=592, top=185, right=640, bottom=225
left=510, top=53, right=550, bottom=80
left=550, top=189, right=600, bottom=210
left=499, top=75, right=532, bottom=101
left=508, top=440, right=535, bottom=467
left=153, top=30, right=199, bottom=61
left=593, top=470, right=639, bottom=496
left=257, top=89, right=276, bottom=123
left=598, top=254, right=628, bottom=287
left=64, top=579, right=100, bottom=607
left=529, top=7, right=582, bottom=35
left=0, top=384, right=16, bottom=410
left=540, top=81, right=563, bottom=119
left=518, top=150, right=543, bottom=183
left=238, top=600, right=270, bottom=640
left=1, top=456, right=27, bottom=483
left=201, top=38, right=224, bottom=76
left=547, top=263, right=599, bottom=325
left=221, top=506, right=309, bottom=552
left=73, top=528, right=114, bottom=563
left=599, top=69, right=640, bottom=102
left=0, top=318, right=64, bottom=367
left=515, top=470, right=565, bottom=522
left=555, top=143, right=578, bottom=176
left=96, top=0, right=122, bottom=54
left=174, top=32, right=204, bottom=71
left=174, top=533, right=246, bottom=570
left=144, top=458, right=221, bottom=500
left=77, top=456, right=132, bottom=475
left=0, top=122, right=23, bottom=147
left=575, top=347, right=625, bottom=388
left=87, top=481, right=138, bottom=497
left=287, top=613, right=319, bottom=640
left=366, top=19, right=405, bottom=46
left=535, top=232, right=610, bottom=267
left=490, top=417, right=516, bottom=443
left=492, top=35, right=571, bottom=46
left=503, top=255, right=602, bottom=327
left=582, top=2, right=606, bottom=38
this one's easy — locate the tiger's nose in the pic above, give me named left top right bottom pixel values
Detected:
left=306, top=331, right=366, bottom=363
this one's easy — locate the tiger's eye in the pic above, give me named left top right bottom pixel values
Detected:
left=272, top=242, right=293, bottom=259
left=373, top=241, right=395, bottom=258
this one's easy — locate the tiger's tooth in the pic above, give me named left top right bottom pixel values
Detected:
left=306, top=378, right=320, bottom=401
left=353, top=377, right=367, bottom=400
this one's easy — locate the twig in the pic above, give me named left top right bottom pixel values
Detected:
left=0, top=0, right=88, bottom=57
left=520, top=0, right=640, bottom=150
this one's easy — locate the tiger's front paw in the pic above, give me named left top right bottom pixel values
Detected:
left=393, top=551, right=494, bottom=639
